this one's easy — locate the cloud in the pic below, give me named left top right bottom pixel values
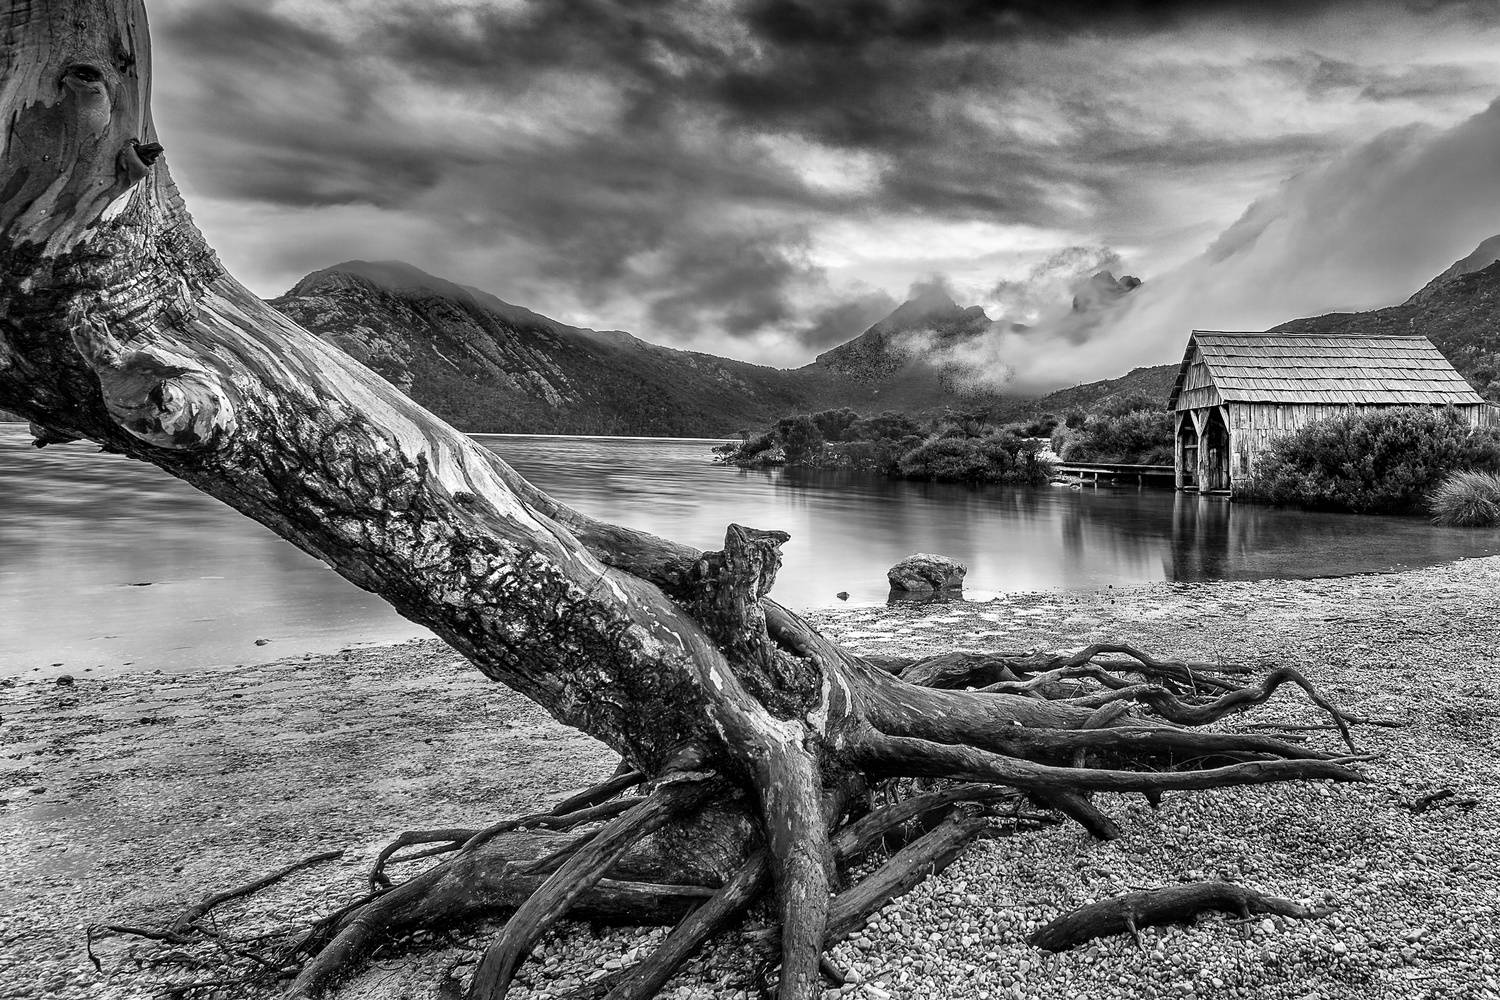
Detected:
left=145, top=0, right=1500, bottom=366
left=986, top=247, right=1124, bottom=324
left=926, top=97, right=1500, bottom=395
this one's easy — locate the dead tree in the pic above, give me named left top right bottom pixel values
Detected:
left=1, top=3, right=1371, bottom=998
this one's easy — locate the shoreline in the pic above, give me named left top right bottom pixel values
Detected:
left=4, top=559, right=1500, bottom=998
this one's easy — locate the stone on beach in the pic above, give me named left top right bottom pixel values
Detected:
left=887, top=553, right=967, bottom=592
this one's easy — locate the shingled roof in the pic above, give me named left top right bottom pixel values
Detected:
left=1168, top=331, right=1484, bottom=409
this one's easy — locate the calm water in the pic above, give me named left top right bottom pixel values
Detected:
left=3, top=423, right=1498, bottom=675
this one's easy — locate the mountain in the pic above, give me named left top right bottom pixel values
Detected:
left=1424, top=235, right=1500, bottom=289
left=810, top=284, right=991, bottom=381
left=1267, top=238, right=1500, bottom=398
left=270, top=262, right=1014, bottom=434
left=262, top=243, right=1497, bottom=439
left=1070, top=270, right=1142, bottom=313
left=270, top=260, right=854, bottom=436
left=800, top=284, right=1011, bottom=412
left=992, top=244, right=1496, bottom=422
left=1011, top=363, right=1177, bottom=419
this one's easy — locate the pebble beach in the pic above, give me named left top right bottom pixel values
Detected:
left=4, top=557, right=1499, bottom=1000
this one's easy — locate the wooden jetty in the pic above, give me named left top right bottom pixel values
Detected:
left=1055, top=462, right=1176, bottom=487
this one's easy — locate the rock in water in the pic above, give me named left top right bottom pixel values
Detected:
left=887, top=554, right=967, bottom=592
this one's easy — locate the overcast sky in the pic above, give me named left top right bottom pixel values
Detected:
left=148, top=0, right=1500, bottom=388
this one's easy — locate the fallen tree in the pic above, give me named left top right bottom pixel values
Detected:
left=1, top=3, right=1372, bottom=999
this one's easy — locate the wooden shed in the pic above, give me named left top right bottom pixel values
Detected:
left=1167, top=331, right=1488, bottom=495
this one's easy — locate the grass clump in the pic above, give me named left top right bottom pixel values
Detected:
left=1430, top=470, right=1500, bottom=526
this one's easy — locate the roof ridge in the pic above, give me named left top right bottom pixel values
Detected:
left=1191, top=329, right=1427, bottom=339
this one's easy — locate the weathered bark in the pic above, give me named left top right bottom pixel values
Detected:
left=5, top=4, right=1372, bottom=1000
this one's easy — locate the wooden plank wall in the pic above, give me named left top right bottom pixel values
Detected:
left=1176, top=346, right=1222, bottom=411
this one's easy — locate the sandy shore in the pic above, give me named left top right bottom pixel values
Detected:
left=4, top=558, right=1499, bottom=999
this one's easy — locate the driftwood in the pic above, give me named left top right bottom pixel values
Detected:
left=1031, top=881, right=1335, bottom=951
left=1, top=3, right=1376, bottom=999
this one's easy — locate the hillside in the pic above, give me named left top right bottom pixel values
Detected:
left=258, top=242, right=1499, bottom=440
left=269, top=261, right=855, bottom=436
left=269, top=262, right=1020, bottom=435
left=1268, top=244, right=1500, bottom=398
left=1009, top=363, right=1178, bottom=419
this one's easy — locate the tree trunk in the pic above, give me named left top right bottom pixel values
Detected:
left=2, top=4, right=1368, bottom=999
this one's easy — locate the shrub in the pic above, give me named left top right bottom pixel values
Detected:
left=775, top=414, right=824, bottom=464
left=933, top=408, right=991, bottom=440
left=1018, top=413, right=1059, bottom=438
left=1245, top=407, right=1500, bottom=514
left=1054, top=406, right=1174, bottom=465
left=851, top=411, right=922, bottom=441
left=896, top=433, right=1050, bottom=485
left=810, top=407, right=860, bottom=442
left=1098, top=392, right=1161, bottom=419
left=737, top=431, right=777, bottom=460
left=1430, top=470, right=1500, bottom=526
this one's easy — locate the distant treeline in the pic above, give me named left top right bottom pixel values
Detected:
left=714, top=396, right=1179, bottom=485
left=714, top=407, right=1055, bottom=484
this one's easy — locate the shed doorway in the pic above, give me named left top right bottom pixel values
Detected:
left=1202, top=408, right=1230, bottom=493
left=1177, top=421, right=1199, bottom=490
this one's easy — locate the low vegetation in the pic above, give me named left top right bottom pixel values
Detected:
left=1430, top=470, right=1500, bottom=526
left=1243, top=407, right=1500, bottom=514
left=1049, top=393, right=1175, bottom=465
left=716, top=407, right=1054, bottom=485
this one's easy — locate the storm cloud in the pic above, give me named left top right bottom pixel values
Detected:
left=146, top=0, right=1500, bottom=373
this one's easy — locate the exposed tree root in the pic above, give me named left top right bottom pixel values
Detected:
left=97, top=638, right=1376, bottom=1000
left=466, top=773, right=716, bottom=1000
left=1030, top=882, right=1336, bottom=951
left=91, top=849, right=344, bottom=951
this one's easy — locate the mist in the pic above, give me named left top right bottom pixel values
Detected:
left=937, top=96, right=1500, bottom=396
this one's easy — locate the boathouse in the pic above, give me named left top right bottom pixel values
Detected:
left=1167, top=331, right=1488, bottom=495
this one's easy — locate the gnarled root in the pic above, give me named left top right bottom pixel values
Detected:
left=1030, top=881, right=1336, bottom=951
left=287, top=768, right=695, bottom=999
left=465, top=771, right=718, bottom=1000
left=106, top=637, right=1373, bottom=1000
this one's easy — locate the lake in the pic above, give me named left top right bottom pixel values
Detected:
left=3, top=423, right=1497, bottom=676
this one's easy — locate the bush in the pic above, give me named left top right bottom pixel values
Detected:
left=1018, top=413, right=1059, bottom=438
left=1098, top=392, right=1161, bottom=419
left=1054, top=406, right=1174, bottom=465
left=737, top=431, right=777, bottom=461
left=1430, top=470, right=1500, bottom=526
left=1245, top=407, right=1500, bottom=514
left=810, top=407, right=860, bottom=442
left=852, top=411, right=922, bottom=441
left=775, top=414, right=824, bottom=464
left=896, top=433, right=1050, bottom=485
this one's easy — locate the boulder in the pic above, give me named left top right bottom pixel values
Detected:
left=887, top=553, right=967, bottom=593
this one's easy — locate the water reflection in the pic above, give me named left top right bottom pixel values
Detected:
left=2, top=425, right=1496, bottom=677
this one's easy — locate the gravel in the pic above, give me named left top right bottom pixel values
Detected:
left=4, top=558, right=1499, bottom=999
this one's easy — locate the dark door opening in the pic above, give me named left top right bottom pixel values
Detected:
left=1202, top=409, right=1230, bottom=492
left=1178, top=421, right=1199, bottom=489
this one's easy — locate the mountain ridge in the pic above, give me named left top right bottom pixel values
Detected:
left=269, top=261, right=1008, bottom=434
left=263, top=240, right=1500, bottom=436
